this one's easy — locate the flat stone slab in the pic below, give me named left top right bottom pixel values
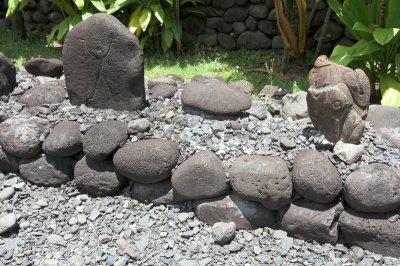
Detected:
left=19, top=80, right=66, bottom=107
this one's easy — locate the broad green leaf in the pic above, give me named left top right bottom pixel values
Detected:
left=348, top=0, right=369, bottom=26
left=163, top=9, right=175, bottom=29
left=107, top=0, right=139, bottom=14
left=179, top=0, right=196, bottom=6
left=386, top=0, right=400, bottom=28
left=163, top=0, right=173, bottom=7
left=62, top=1, right=77, bottom=16
left=150, top=4, right=164, bottom=24
left=352, top=22, right=372, bottom=34
left=127, top=5, right=143, bottom=33
left=73, top=0, right=85, bottom=10
left=90, top=0, right=107, bottom=12
left=330, top=45, right=354, bottom=66
left=162, top=28, right=173, bottom=50
left=380, top=75, right=400, bottom=107
left=327, top=0, right=355, bottom=30
left=396, top=53, right=400, bottom=75
left=81, top=8, right=94, bottom=20
left=139, top=8, right=152, bottom=31
left=373, top=28, right=400, bottom=45
left=346, top=40, right=381, bottom=57
left=173, top=23, right=182, bottom=45
left=19, top=0, right=29, bottom=11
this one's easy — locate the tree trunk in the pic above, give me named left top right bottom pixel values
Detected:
left=11, top=11, right=26, bottom=40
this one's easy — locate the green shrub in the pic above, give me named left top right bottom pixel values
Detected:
left=6, top=0, right=201, bottom=51
left=328, top=0, right=400, bottom=107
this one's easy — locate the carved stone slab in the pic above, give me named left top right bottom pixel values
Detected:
left=63, top=13, right=145, bottom=111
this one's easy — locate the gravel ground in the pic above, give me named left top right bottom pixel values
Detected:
left=0, top=72, right=399, bottom=265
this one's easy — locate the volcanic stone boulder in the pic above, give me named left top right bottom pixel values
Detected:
left=147, top=76, right=177, bottom=89
left=19, top=80, right=66, bottom=107
left=280, top=200, right=344, bottom=245
left=194, top=193, right=277, bottom=229
left=171, top=150, right=229, bottom=200
left=43, top=121, right=82, bottom=156
left=0, top=115, right=50, bottom=158
left=0, top=148, right=20, bottom=172
left=75, top=156, right=122, bottom=197
left=366, top=105, right=400, bottom=149
left=149, top=84, right=178, bottom=99
left=19, top=156, right=74, bottom=187
left=343, top=163, right=400, bottom=213
left=25, top=58, right=63, bottom=77
left=307, top=56, right=371, bottom=144
left=83, top=120, right=128, bottom=161
left=63, top=13, right=145, bottom=111
left=181, top=78, right=252, bottom=115
left=0, top=52, right=17, bottom=96
left=291, top=149, right=342, bottom=203
left=113, top=139, right=180, bottom=183
left=339, top=209, right=400, bottom=257
left=229, top=155, right=292, bottom=210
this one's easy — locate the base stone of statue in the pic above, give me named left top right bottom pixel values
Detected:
left=62, top=13, right=145, bottom=111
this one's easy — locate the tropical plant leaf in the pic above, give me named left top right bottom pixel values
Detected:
left=373, top=28, right=400, bottom=45
left=127, top=4, right=143, bottom=34
left=347, top=0, right=369, bottom=26
left=396, top=53, right=400, bottom=75
left=327, top=0, right=355, bottom=30
left=150, top=4, right=164, bottom=24
left=163, top=0, right=173, bottom=7
left=352, top=22, right=372, bottom=34
left=380, top=75, right=400, bottom=107
left=162, top=28, right=173, bottom=51
left=107, top=0, right=139, bottom=14
left=346, top=40, right=381, bottom=57
left=73, top=0, right=85, bottom=10
left=139, top=8, right=152, bottom=31
left=330, top=45, right=354, bottom=66
left=90, top=0, right=107, bottom=12
left=6, top=0, right=18, bottom=17
left=386, top=0, right=400, bottom=28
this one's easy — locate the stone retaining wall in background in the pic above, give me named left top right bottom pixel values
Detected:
left=0, top=0, right=357, bottom=53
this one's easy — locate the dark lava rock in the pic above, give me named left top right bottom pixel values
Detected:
left=0, top=148, right=20, bottom=172
left=229, top=155, right=292, bottom=210
left=149, top=84, right=177, bottom=99
left=24, top=58, right=63, bottom=77
left=195, top=193, right=277, bottom=229
left=130, top=179, right=186, bottom=205
left=63, top=13, right=145, bottom=111
left=82, top=120, right=127, bottom=161
left=280, top=200, right=344, bottom=245
left=19, top=80, right=65, bottom=107
left=19, top=156, right=74, bottom=187
left=75, top=156, right=122, bottom=197
left=172, top=150, right=229, bottom=200
left=213, top=0, right=234, bottom=9
left=43, top=121, right=82, bottom=156
left=181, top=78, right=251, bottom=115
left=0, top=115, right=50, bottom=158
left=147, top=76, right=177, bottom=89
left=237, top=31, right=271, bottom=50
left=0, top=52, right=17, bottom=96
left=230, top=80, right=254, bottom=94
left=113, top=139, right=180, bottom=183
left=292, top=149, right=342, bottom=204
left=224, top=7, right=248, bottom=23
left=343, top=163, right=400, bottom=213
left=366, top=105, right=400, bottom=149
left=218, top=33, right=236, bottom=50
left=339, top=209, right=400, bottom=257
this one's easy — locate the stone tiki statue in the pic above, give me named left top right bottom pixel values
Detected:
left=307, top=56, right=371, bottom=144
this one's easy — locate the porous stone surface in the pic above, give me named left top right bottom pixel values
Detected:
left=0, top=213, right=17, bottom=235
left=340, top=209, right=400, bottom=258
left=307, top=83, right=365, bottom=144
left=75, top=156, right=122, bottom=197
left=0, top=52, right=16, bottom=96
left=149, top=84, right=178, bottom=99
left=230, top=80, right=254, bottom=94
left=194, top=193, right=276, bottom=229
left=181, top=78, right=252, bottom=115
left=0, top=115, right=50, bottom=158
left=19, top=156, right=74, bottom=187
left=343, top=163, right=400, bottom=213
left=291, top=149, right=342, bottom=203
left=280, top=200, right=344, bottom=245
left=212, top=222, right=236, bottom=245
left=127, top=118, right=151, bottom=134
left=147, top=76, right=177, bottom=89
left=333, top=140, right=363, bottom=164
left=113, top=139, right=179, bottom=183
left=19, top=80, right=65, bottom=107
left=82, top=120, right=127, bottom=161
left=24, top=58, right=63, bottom=77
left=0, top=148, right=20, bottom=172
left=229, top=155, right=292, bottom=210
left=366, top=105, right=400, bottom=149
left=43, top=121, right=82, bottom=156
left=63, top=13, right=145, bottom=111
left=282, top=91, right=309, bottom=120
left=172, top=150, right=228, bottom=200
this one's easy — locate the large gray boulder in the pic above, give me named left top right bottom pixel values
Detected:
left=63, top=13, right=145, bottom=111
left=0, top=52, right=16, bottom=96
left=19, top=156, right=74, bottom=187
left=181, top=78, right=252, bottom=115
left=171, top=150, right=229, bottom=200
left=339, top=209, right=400, bottom=258
left=82, top=120, right=127, bottom=161
left=291, top=149, right=342, bottom=203
left=0, top=148, right=20, bottom=172
left=113, top=139, right=180, bottom=183
left=366, top=105, right=400, bottom=149
left=343, top=163, right=400, bottom=213
left=20, top=80, right=65, bottom=107
left=194, top=193, right=277, bottom=229
left=229, top=155, right=292, bottom=210
left=75, top=156, right=122, bottom=197
left=43, top=121, right=82, bottom=156
left=0, top=115, right=50, bottom=158
left=280, top=200, right=344, bottom=245
left=24, top=58, right=63, bottom=77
